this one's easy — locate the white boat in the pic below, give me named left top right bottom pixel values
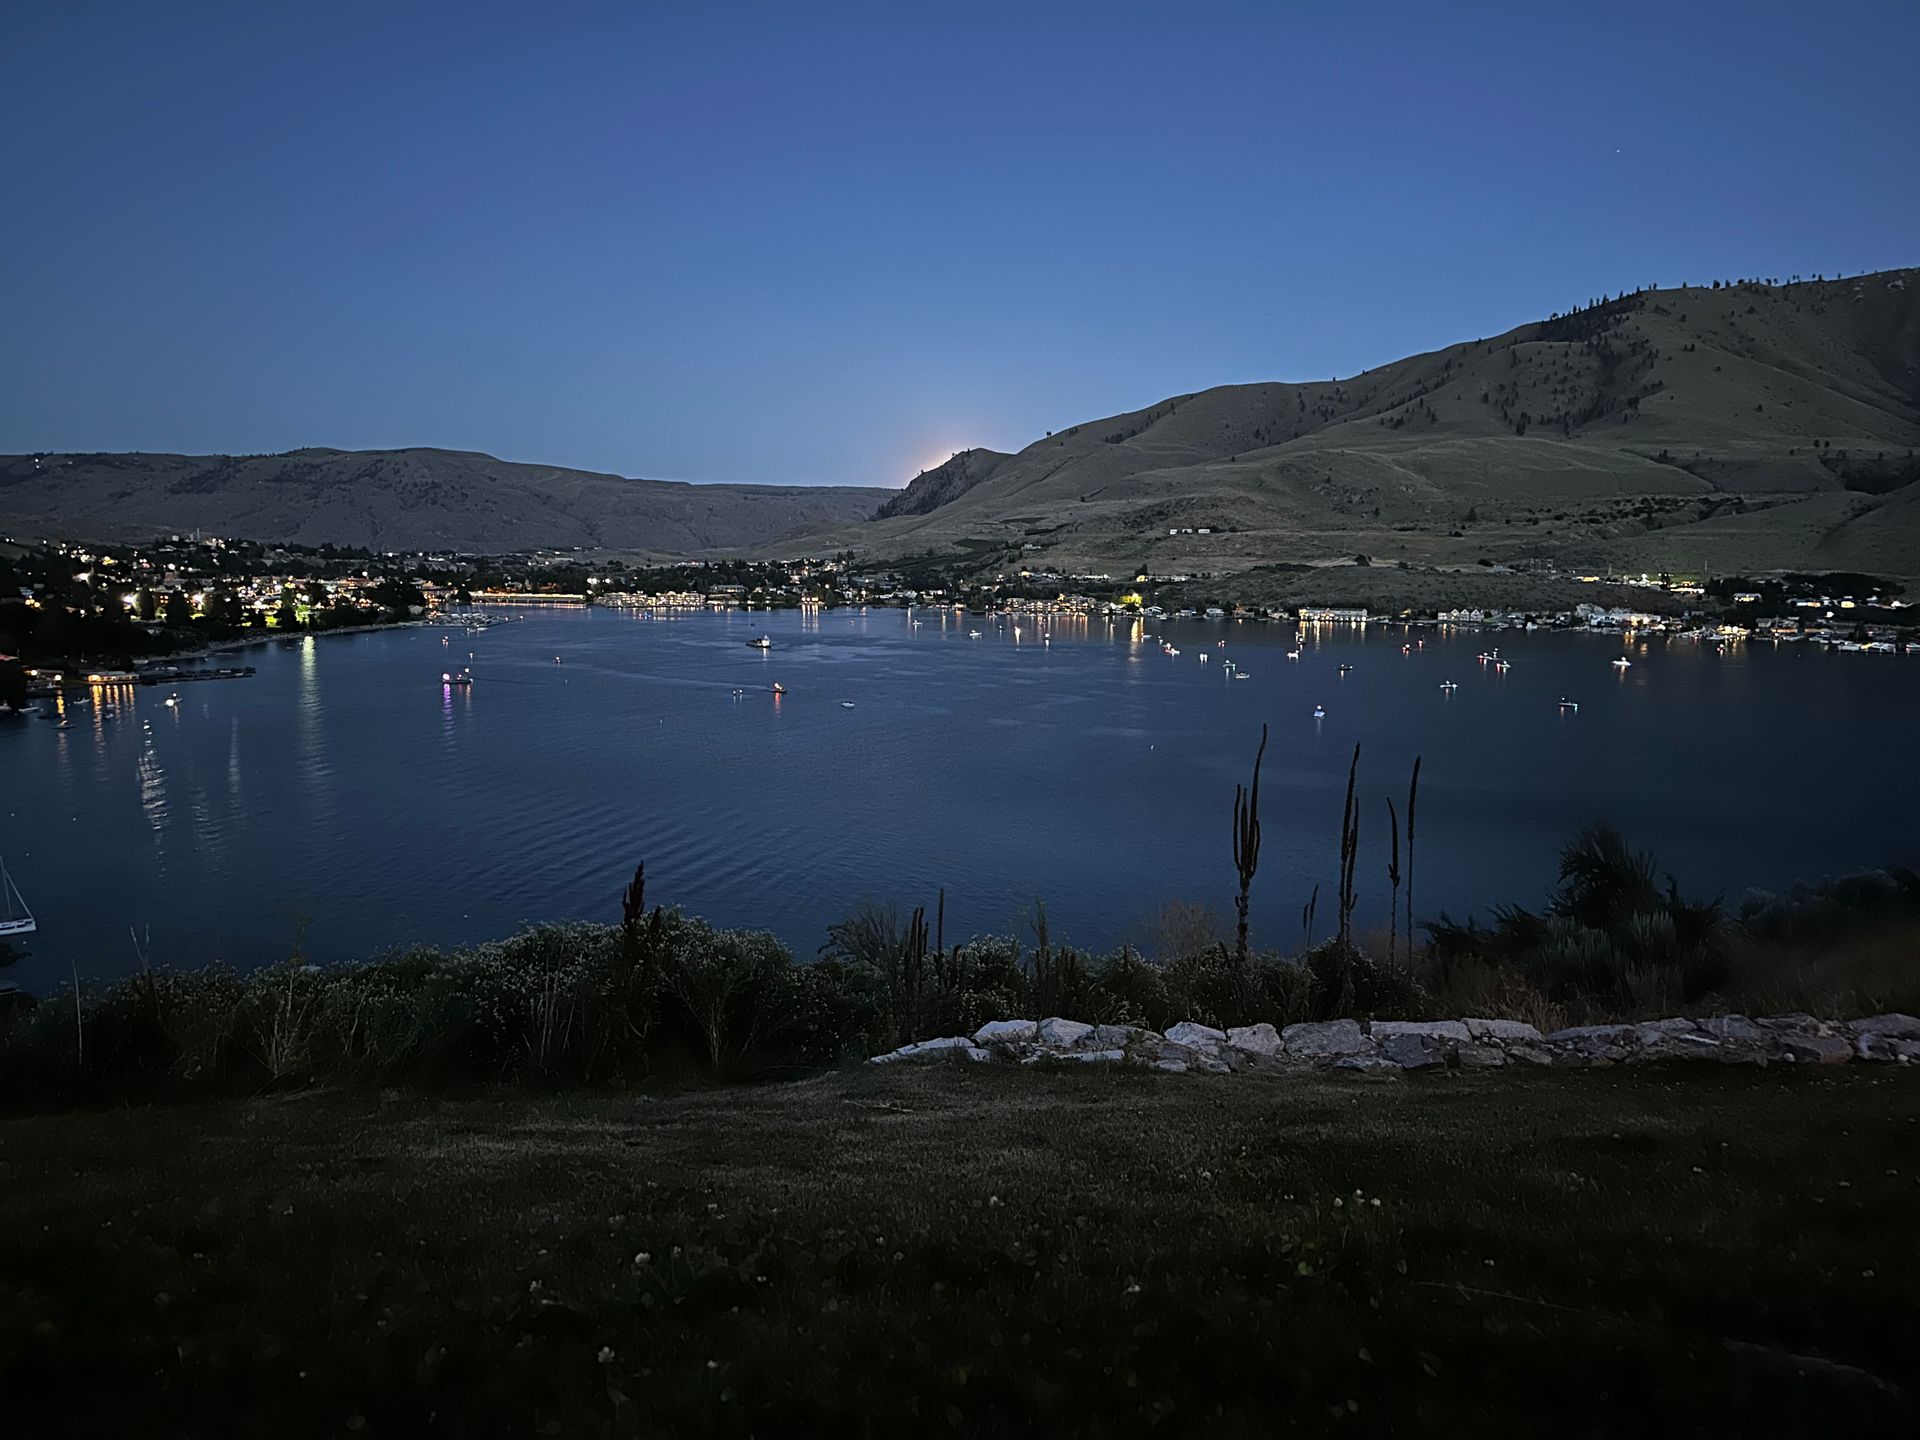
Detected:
left=164, top=693, right=180, bottom=707
left=1440, top=680, right=1458, bottom=692
left=1312, top=704, right=1326, bottom=719
left=772, top=682, right=786, bottom=694
left=1235, top=672, right=1251, bottom=680
left=1611, top=656, right=1632, bottom=669
left=1558, top=697, right=1579, bottom=711
left=968, top=629, right=982, bottom=638
left=749, top=635, right=773, bottom=650
left=1286, top=650, right=1301, bottom=661
left=1337, top=663, right=1353, bottom=674
left=840, top=700, right=856, bottom=709
left=0, top=857, right=34, bottom=938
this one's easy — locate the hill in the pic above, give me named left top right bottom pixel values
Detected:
left=873, top=447, right=1012, bottom=518
left=0, top=447, right=889, bottom=554
left=801, top=270, right=1920, bottom=583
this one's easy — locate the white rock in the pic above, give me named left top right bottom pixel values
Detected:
left=1852, top=1030, right=1920, bottom=1062
left=1331, top=1054, right=1401, bottom=1075
left=1370, top=1020, right=1471, bottom=1044
left=1037, top=1017, right=1095, bottom=1048
left=1756, top=1013, right=1834, bottom=1036
left=870, top=1035, right=985, bottom=1064
left=1547, top=1024, right=1637, bottom=1049
left=1633, top=1018, right=1700, bottom=1047
left=1147, top=1039, right=1231, bottom=1075
left=1282, top=1019, right=1373, bottom=1058
left=1224, top=1023, right=1284, bottom=1056
left=1166, top=1021, right=1227, bottom=1050
left=1153, top=1059, right=1189, bottom=1074
left=1057, top=1048, right=1126, bottom=1064
left=1377, top=1033, right=1448, bottom=1069
left=973, top=1019, right=1038, bottom=1047
left=1778, top=1033, right=1852, bottom=1066
left=1464, top=1017, right=1544, bottom=1044
left=1849, top=1013, right=1920, bottom=1041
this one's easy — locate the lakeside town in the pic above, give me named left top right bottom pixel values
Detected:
left=2, top=530, right=1915, bottom=704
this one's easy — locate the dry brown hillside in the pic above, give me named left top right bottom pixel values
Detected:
left=873, top=448, right=1012, bottom=519
left=0, top=447, right=889, bottom=554
left=809, top=270, right=1920, bottom=581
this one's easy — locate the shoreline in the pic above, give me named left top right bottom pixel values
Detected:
left=17, top=618, right=437, bottom=695
left=152, top=616, right=436, bottom=666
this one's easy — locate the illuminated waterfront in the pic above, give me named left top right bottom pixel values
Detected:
left=3, top=605, right=1916, bottom=990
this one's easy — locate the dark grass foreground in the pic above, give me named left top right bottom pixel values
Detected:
left=3, top=1067, right=1917, bottom=1436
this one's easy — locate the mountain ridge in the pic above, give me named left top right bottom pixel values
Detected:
left=0, top=446, right=889, bottom=554
left=805, top=269, right=1920, bottom=580
left=873, top=448, right=1013, bottom=520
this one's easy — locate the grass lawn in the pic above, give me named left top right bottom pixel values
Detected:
left=3, top=1064, right=1917, bottom=1435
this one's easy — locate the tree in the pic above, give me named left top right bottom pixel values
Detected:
left=164, top=590, right=192, bottom=626
left=369, top=577, right=425, bottom=612
left=275, top=590, right=301, bottom=630
left=137, top=588, right=157, bottom=622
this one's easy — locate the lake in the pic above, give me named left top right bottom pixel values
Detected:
left=4, top=605, right=1916, bottom=992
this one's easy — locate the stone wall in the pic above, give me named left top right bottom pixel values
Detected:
left=869, top=1013, right=1920, bottom=1073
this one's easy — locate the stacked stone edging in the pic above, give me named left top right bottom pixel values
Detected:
left=868, top=1012, right=1920, bottom=1073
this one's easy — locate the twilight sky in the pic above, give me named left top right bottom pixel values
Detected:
left=4, top=1, right=1916, bottom=487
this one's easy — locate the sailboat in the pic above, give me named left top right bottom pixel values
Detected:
left=0, top=857, right=35, bottom=938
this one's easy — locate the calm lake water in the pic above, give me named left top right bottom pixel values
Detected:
left=4, top=606, right=1916, bottom=991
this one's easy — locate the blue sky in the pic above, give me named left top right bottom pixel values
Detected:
left=3, top=1, right=1915, bottom=486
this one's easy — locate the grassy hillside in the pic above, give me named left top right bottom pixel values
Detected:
left=873, top=447, right=1012, bottom=518
left=809, top=270, right=1920, bottom=581
left=4, top=1068, right=1915, bottom=1435
left=0, top=447, right=889, bottom=554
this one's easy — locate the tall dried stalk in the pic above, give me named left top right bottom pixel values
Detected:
left=1386, top=797, right=1401, bottom=967
left=1337, top=743, right=1361, bottom=948
left=68, top=954, right=84, bottom=1072
left=1406, top=756, right=1422, bottom=967
left=1232, top=724, right=1268, bottom=967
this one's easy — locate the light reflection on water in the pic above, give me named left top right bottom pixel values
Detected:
left=2, top=607, right=1916, bottom=992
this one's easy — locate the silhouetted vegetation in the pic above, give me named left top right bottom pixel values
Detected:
left=7, top=812, right=1915, bottom=1110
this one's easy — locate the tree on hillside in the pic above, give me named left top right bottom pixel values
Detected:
left=164, top=591, right=192, bottom=626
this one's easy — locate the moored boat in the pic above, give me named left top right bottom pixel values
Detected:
left=0, top=857, right=34, bottom=938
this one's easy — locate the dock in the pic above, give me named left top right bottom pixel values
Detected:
left=24, top=664, right=256, bottom=697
